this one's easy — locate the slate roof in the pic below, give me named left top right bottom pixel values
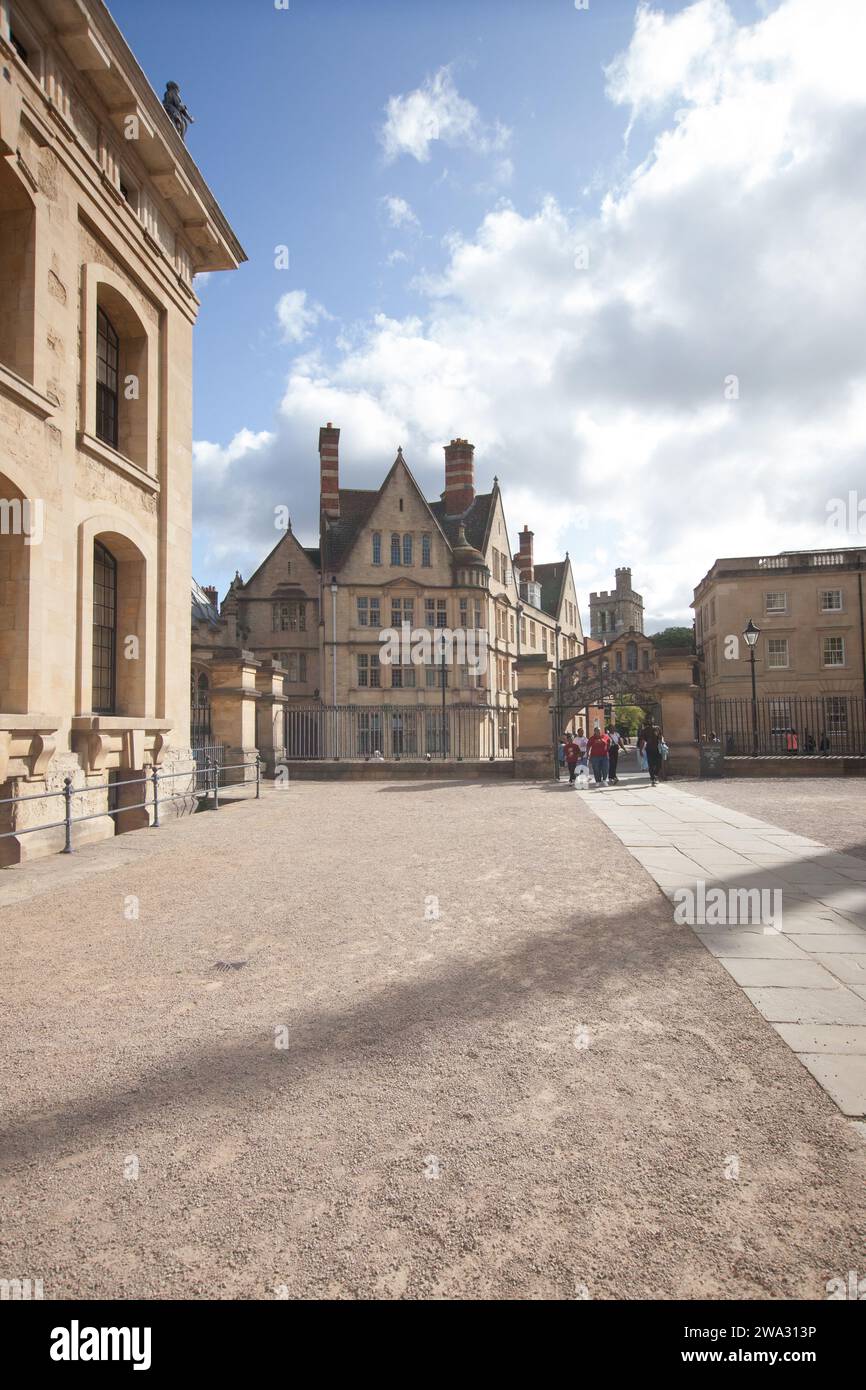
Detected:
left=428, top=492, right=495, bottom=555
left=191, top=577, right=221, bottom=628
left=321, top=489, right=381, bottom=574
left=534, top=562, right=566, bottom=619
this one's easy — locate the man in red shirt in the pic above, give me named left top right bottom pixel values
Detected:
left=587, top=727, right=611, bottom=785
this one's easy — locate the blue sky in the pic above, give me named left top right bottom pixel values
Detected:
left=106, top=0, right=866, bottom=628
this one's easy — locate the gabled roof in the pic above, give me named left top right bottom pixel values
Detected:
left=534, top=562, right=566, bottom=619
left=322, top=451, right=453, bottom=574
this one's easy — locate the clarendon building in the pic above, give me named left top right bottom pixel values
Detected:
left=0, top=0, right=243, bottom=862
left=693, top=547, right=866, bottom=751
left=193, top=427, right=585, bottom=761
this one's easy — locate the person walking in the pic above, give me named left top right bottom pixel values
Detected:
left=638, top=719, right=664, bottom=787
left=606, top=726, right=624, bottom=784
left=563, top=732, right=580, bottom=786
left=587, top=726, right=611, bottom=785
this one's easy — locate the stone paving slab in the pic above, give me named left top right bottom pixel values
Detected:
left=582, top=778, right=866, bottom=1116
left=718, top=958, right=839, bottom=989
left=693, top=930, right=809, bottom=959
left=743, top=986, right=866, bottom=1025
left=795, top=1055, right=866, bottom=1117
left=772, top=1023, right=866, bottom=1054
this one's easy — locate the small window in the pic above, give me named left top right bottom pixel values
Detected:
left=767, top=637, right=789, bottom=668
left=820, top=589, right=842, bottom=612
left=823, top=635, right=845, bottom=667
left=372, top=532, right=382, bottom=566
left=403, top=534, right=413, bottom=566
left=390, top=534, right=401, bottom=566
left=765, top=591, right=787, bottom=614
left=421, top=533, right=432, bottom=567
left=96, top=307, right=120, bottom=449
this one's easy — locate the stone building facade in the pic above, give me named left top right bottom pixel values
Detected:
left=199, top=427, right=585, bottom=760
left=589, top=566, right=644, bottom=643
left=693, top=548, right=866, bottom=708
left=0, top=0, right=243, bottom=861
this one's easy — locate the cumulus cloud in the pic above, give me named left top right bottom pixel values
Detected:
left=196, top=0, right=866, bottom=626
left=382, top=195, right=419, bottom=228
left=276, top=290, right=328, bottom=344
left=380, top=66, right=511, bottom=165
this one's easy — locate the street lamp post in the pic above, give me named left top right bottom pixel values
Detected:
left=743, top=618, right=760, bottom=756
left=440, top=628, right=447, bottom=760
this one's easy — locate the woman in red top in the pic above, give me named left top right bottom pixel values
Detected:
left=587, top=728, right=610, bottom=785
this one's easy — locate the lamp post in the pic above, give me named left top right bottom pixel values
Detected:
left=743, top=618, right=760, bottom=755
left=440, top=628, right=447, bottom=760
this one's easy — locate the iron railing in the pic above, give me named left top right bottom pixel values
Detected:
left=0, top=755, right=261, bottom=856
left=697, top=695, right=866, bottom=757
left=284, top=702, right=514, bottom=760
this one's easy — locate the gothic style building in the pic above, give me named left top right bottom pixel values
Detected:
left=194, top=427, right=585, bottom=759
left=589, top=567, right=644, bottom=643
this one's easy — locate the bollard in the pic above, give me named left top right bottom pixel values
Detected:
left=255, top=753, right=261, bottom=799
left=151, top=764, right=160, bottom=828
left=62, top=777, right=73, bottom=853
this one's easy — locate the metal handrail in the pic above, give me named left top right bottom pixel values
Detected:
left=0, top=755, right=262, bottom=854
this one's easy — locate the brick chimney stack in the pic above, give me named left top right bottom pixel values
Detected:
left=443, top=438, right=475, bottom=515
left=517, top=525, right=534, bottom=582
left=319, top=422, right=340, bottom=520
left=203, top=585, right=219, bottom=609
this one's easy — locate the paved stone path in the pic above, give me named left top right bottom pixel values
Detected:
left=582, top=774, right=866, bottom=1120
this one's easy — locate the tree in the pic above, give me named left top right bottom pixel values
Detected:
left=614, top=703, right=646, bottom=735
left=650, top=626, right=695, bottom=652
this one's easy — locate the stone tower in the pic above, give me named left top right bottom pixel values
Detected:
left=588, top=567, right=644, bottom=643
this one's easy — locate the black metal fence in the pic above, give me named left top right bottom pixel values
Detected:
left=698, top=695, right=866, bottom=757
left=284, top=703, right=513, bottom=760
left=0, top=756, right=261, bottom=857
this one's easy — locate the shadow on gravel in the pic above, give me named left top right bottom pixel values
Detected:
left=3, top=833, right=864, bottom=1168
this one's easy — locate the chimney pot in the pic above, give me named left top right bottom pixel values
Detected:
left=442, top=437, right=475, bottom=515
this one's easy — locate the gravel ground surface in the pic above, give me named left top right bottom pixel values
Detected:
left=691, top=778, right=866, bottom=862
left=1, top=779, right=864, bottom=1301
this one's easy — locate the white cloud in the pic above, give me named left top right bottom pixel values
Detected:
left=380, top=66, right=510, bottom=165
left=197, top=0, right=866, bottom=623
left=276, top=290, right=328, bottom=344
left=382, top=195, right=419, bottom=228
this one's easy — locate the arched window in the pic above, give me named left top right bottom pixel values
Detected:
left=642, top=647, right=651, bottom=671
left=626, top=640, right=638, bottom=672
left=390, top=533, right=401, bottom=566
left=403, top=534, right=413, bottom=566
left=96, top=307, right=120, bottom=449
left=92, top=541, right=117, bottom=713
left=422, top=533, right=431, bottom=567
left=372, top=532, right=382, bottom=565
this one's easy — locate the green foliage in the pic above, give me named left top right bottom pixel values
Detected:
left=614, top=703, right=646, bottom=735
left=650, top=626, right=695, bottom=652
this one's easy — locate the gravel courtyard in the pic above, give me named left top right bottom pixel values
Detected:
left=1, top=778, right=864, bottom=1300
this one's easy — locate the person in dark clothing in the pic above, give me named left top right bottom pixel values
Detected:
left=606, top=726, right=624, bottom=784
left=638, top=720, right=664, bottom=786
left=563, top=732, right=580, bottom=785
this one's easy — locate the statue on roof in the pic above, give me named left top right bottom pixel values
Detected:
left=163, top=83, right=195, bottom=141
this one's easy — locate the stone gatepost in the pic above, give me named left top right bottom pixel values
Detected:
left=255, top=660, right=288, bottom=776
left=514, top=652, right=555, bottom=778
left=656, top=649, right=700, bottom=777
left=209, top=650, right=261, bottom=784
